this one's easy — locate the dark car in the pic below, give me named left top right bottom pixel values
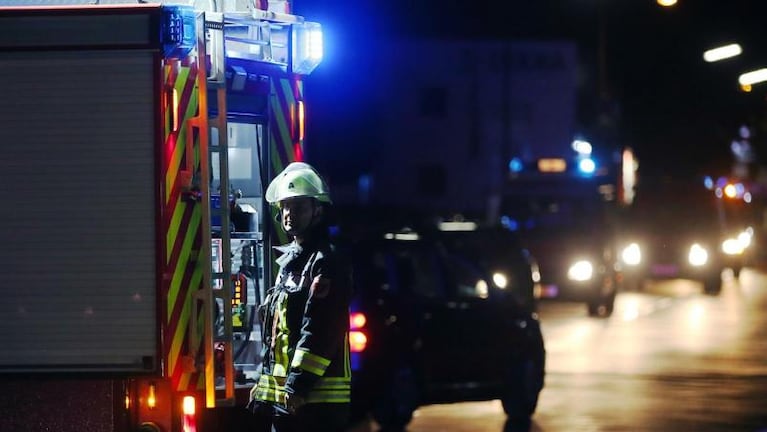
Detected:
left=619, top=176, right=754, bottom=295
left=525, top=227, right=621, bottom=316
left=431, top=221, right=538, bottom=313
left=340, top=226, right=545, bottom=430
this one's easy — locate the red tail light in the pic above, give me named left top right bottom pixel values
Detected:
left=182, top=395, right=197, bottom=432
left=349, top=312, right=367, bottom=352
left=350, top=312, right=366, bottom=329
left=349, top=331, right=367, bottom=353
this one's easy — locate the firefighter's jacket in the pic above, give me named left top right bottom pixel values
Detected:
left=251, top=236, right=352, bottom=406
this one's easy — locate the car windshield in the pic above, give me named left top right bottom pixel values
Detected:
left=627, top=177, right=723, bottom=234
left=503, top=195, right=613, bottom=237
left=501, top=176, right=617, bottom=238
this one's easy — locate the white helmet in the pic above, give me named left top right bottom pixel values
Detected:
left=265, top=162, right=332, bottom=204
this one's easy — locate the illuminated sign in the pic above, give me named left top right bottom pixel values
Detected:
left=537, top=158, right=567, bottom=173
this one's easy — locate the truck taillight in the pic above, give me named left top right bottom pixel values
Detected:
left=349, top=312, right=367, bottom=353
left=147, top=383, right=158, bottom=409
left=182, top=396, right=197, bottom=432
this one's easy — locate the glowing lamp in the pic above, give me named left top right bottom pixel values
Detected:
left=578, top=158, right=596, bottom=174
left=147, top=383, right=157, bottom=410
left=350, top=312, right=366, bottom=330
left=292, top=22, right=323, bottom=75
left=349, top=331, right=367, bottom=353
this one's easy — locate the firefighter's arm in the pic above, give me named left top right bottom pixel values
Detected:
left=285, top=253, right=350, bottom=397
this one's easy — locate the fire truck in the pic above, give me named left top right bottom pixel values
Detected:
left=0, top=1, right=322, bottom=431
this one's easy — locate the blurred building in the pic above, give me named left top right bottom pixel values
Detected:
left=333, top=38, right=580, bottom=220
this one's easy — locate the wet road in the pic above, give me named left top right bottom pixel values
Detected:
left=393, top=269, right=767, bottom=431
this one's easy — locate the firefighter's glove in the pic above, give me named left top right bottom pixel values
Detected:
left=284, top=392, right=306, bottom=414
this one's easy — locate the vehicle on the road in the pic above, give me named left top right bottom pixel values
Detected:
left=502, top=177, right=623, bottom=317
left=496, top=145, right=639, bottom=318
left=432, top=220, right=538, bottom=313
left=340, top=226, right=545, bottom=430
left=619, top=176, right=754, bottom=295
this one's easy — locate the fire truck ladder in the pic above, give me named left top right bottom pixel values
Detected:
left=201, top=11, right=238, bottom=408
left=201, top=7, right=306, bottom=408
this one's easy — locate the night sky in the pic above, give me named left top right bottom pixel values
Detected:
left=298, top=0, right=767, bottom=181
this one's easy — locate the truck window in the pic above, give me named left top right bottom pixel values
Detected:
left=210, top=121, right=266, bottom=201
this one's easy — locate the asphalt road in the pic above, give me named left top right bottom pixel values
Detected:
left=362, top=268, right=767, bottom=431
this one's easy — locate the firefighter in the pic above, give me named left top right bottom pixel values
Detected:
left=248, top=162, right=352, bottom=432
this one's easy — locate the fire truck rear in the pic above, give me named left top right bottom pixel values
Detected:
left=0, top=1, right=322, bottom=431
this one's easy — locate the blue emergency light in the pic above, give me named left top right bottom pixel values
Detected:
left=578, top=157, right=596, bottom=175
left=292, top=21, right=324, bottom=75
left=509, top=157, right=524, bottom=173
left=161, top=6, right=196, bottom=58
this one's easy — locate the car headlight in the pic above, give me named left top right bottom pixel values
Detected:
left=492, top=271, right=508, bottom=289
left=567, top=260, right=594, bottom=281
left=739, top=230, right=753, bottom=248
left=530, top=263, right=541, bottom=283
left=475, top=279, right=489, bottom=298
left=621, top=243, right=642, bottom=266
left=688, top=243, right=709, bottom=266
left=722, top=238, right=744, bottom=255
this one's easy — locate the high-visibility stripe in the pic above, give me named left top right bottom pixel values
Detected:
left=291, top=348, right=331, bottom=376
left=272, top=81, right=293, bottom=167
left=162, top=56, right=205, bottom=393
left=306, top=393, right=351, bottom=404
left=343, top=333, right=351, bottom=377
left=255, top=374, right=288, bottom=403
left=254, top=374, right=351, bottom=404
left=164, top=65, right=196, bottom=204
left=268, top=76, right=303, bottom=258
left=306, top=375, right=351, bottom=403
left=272, top=291, right=290, bottom=377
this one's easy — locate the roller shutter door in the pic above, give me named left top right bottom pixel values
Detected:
left=0, top=50, right=159, bottom=372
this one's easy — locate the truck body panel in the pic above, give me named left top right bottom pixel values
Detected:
left=0, top=2, right=322, bottom=430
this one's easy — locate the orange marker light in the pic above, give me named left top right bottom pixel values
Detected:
left=147, top=383, right=157, bottom=410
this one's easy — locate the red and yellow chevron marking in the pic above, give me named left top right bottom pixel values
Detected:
left=160, top=57, right=205, bottom=394
left=270, top=76, right=304, bottom=246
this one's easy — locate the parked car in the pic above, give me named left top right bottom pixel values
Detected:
left=339, top=226, right=545, bottom=430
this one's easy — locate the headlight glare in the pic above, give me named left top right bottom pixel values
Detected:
left=688, top=243, right=708, bottom=266
left=621, top=243, right=642, bottom=266
left=492, top=272, right=508, bottom=289
left=738, top=230, right=752, bottom=248
left=568, top=260, right=594, bottom=281
left=722, top=238, right=744, bottom=255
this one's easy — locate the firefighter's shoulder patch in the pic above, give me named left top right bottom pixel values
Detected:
left=310, top=276, right=331, bottom=299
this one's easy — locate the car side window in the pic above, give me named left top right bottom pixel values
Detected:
left=369, top=251, right=393, bottom=292
left=443, top=253, right=490, bottom=299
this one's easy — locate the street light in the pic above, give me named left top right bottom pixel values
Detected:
left=703, top=43, right=742, bottom=63
left=738, top=68, right=767, bottom=86
left=657, top=0, right=677, bottom=7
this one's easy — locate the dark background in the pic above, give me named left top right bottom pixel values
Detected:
left=295, top=0, right=767, bottom=181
